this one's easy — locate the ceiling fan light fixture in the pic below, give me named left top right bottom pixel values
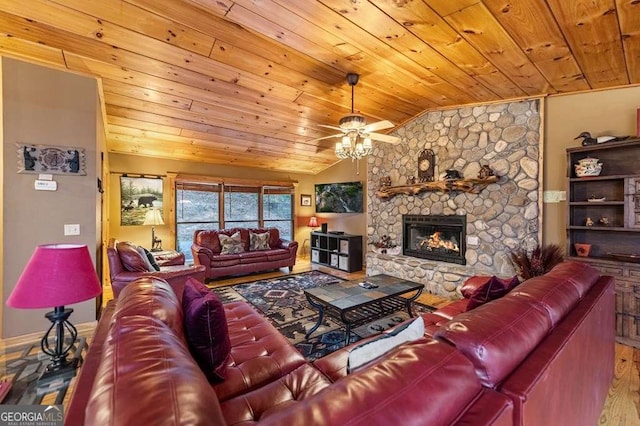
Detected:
left=363, top=137, right=372, bottom=149
left=339, top=114, right=366, bottom=130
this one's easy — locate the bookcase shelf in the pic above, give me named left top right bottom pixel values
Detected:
left=310, top=232, right=363, bottom=272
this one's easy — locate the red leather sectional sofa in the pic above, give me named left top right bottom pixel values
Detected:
left=191, top=227, right=298, bottom=280
left=66, top=261, right=614, bottom=425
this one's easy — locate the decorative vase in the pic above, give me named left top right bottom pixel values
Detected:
left=574, top=157, right=603, bottom=177
left=574, top=243, right=592, bottom=257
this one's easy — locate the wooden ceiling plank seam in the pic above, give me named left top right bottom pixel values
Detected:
left=0, top=0, right=303, bottom=101
left=481, top=0, right=590, bottom=93
left=317, top=0, right=493, bottom=105
left=222, top=2, right=458, bottom=107
left=283, top=0, right=498, bottom=106
left=49, top=0, right=216, bottom=57
left=109, top=128, right=335, bottom=163
left=0, top=34, right=67, bottom=69
left=127, top=0, right=348, bottom=87
left=102, top=79, right=193, bottom=110
left=369, top=0, right=524, bottom=99
left=545, top=0, right=629, bottom=88
left=615, top=0, right=640, bottom=84
left=0, top=10, right=301, bottom=105
left=439, top=2, right=554, bottom=95
left=105, top=103, right=331, bottom=143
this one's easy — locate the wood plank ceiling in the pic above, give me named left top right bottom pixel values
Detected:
left=0, top=0, right=639, bottom=174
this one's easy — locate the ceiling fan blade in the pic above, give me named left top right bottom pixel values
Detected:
left=369, top=132, right=401, bottom=144
left=306, top=133, right=343, bottom=143
left=318, top=124, right=346, bottom=132
left=363, top=120, right=395, bottom=133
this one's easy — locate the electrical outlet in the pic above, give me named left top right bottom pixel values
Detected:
left=64, top=224, right=80, bottom=236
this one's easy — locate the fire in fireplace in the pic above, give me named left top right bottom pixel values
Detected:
left=403, top=214, right=467, bottom=265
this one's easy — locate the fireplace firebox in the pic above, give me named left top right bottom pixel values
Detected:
left=403, top=215, right=466, bottom=265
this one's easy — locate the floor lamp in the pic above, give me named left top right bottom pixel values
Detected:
left=7, top=244, right=102, bottom=385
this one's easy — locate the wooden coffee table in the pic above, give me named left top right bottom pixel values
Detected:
left=304, top=274, right=425, bottom=345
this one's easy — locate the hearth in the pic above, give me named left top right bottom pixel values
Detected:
left=403, top=215, right=466, bottom=265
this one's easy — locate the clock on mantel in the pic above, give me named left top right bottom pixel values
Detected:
left=418, top=149, right=435, bottom=182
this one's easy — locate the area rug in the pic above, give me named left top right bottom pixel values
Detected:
left=0, top=336, right=89, bottom=406
left=211, top=271, right=433, bottom=360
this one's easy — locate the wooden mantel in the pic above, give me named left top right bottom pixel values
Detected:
left=376, top=176, right=499, bottom=200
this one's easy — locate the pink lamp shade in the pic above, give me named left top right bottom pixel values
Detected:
left=308, top=216, right=319, bottom=228
left=7, top=244, right=102, bottom=309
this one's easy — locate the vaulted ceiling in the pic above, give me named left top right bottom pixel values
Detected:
left=1, top=1, right=639, bottom=174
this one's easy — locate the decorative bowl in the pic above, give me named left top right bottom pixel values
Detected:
left=574, top=157, right=603, bottom=177
left=574, top=243, right=592, bottom=257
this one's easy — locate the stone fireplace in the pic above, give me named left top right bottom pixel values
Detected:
left=366, top=99, right=542, bottom=298
left=403, top=215, right=466, bottom=265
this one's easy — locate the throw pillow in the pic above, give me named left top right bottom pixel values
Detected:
left=219, top=232, right=244, bottom=255
left=347, top=317, right=424, bottom=373
left=143, top=247, right=161, bottom=271
left=466, top=275, right=520, bottom=311
left=117, top=241, right=150, bottom=272
left=249, top=231, right=270, bottom=251
left=136, top=246, right=156, bottom=272
left=182, top=277, right=231, bottom=382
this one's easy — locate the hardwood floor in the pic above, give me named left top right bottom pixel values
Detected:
left=3, top=257, right=637, bottom=423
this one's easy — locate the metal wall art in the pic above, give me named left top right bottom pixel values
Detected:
left=17, top=144, right=86, bottom=175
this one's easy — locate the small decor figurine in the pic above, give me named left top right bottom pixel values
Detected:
left=585, top=217, right=594, bottom=227
left=379, top=176, right=391, bottom=189
left=574, top=132, right=630, bottom=146
left=599, top=217, right=610, bottom=226
left=406, top=176, right=416, bottom=185
left=477, top=165, right=495, bottom=180
left=444, top=169, right=462, bottom=180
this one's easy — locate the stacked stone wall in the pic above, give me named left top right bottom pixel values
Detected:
left=366, top=99, right=542, bottom=298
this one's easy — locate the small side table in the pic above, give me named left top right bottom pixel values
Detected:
left=151, top=250, right=185, bottom=267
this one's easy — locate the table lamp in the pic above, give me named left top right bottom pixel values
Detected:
left=308, top=216, right=318, bottom=228
left=143, top=209, right=165, bottom=252
left=7, top=244, right=102, bottom=384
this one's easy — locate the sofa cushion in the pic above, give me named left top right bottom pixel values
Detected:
left=117, top=241, right=149, bottom=272
left=85, top=315, right=226, bottom=426
left=182, top=278, right=231, bottom=382
left=238, top=251, right=269, bottom=264
left=460, top=275, right=492, bottom=298
left=220, top=231, right=244, bottom=255
left=466, top=276, right=519, bottom=311
left=250, top=231, right=271, bottom=251
left=543, top=260, right=600, bottom=298
left=434, top=297, right=552, bottom=387
left=113, top=277, right=185, bottom=336
left=348, top=317, right=424, bottom=373
left=220, top=364, right=332, bottom=424
left=266, top=248, right=292, bottom=261
left=215, top=301, right=307, bottom=401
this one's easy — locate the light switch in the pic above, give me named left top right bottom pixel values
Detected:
left=64, top=224, right=80, bottom=236
left=467, top=235, right=479, bottom=246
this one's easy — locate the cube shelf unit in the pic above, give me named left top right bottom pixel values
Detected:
left=566, top=138, right=640, bottom=346
left=310, top=232, right=363, bottom=272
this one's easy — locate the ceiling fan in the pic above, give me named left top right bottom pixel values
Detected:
left=309, top=73, right=401, bottom=159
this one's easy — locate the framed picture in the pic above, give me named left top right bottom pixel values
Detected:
left=120, top=176, right=164, bottom=226
left=301, top=194, right=312, bottom=206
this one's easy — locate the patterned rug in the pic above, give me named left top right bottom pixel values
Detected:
left=0, top=336, right=88, bottom=406
left=212, top=271, right=433, bottom=360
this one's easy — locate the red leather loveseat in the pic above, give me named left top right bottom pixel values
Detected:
left=192, top=228, right=298, bottom=280
left=67, top=261, right=613, bottom=425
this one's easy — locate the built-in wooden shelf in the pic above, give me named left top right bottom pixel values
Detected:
left=376, top=176, right=499, bottom=200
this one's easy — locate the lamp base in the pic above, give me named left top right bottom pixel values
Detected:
left=38, top=357, right=79, bottom=386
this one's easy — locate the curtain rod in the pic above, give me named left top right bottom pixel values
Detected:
left=109, top=171, right=165, bottom=179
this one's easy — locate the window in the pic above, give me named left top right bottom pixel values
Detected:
left=175, top=180, right=294, bottom=261
left=175, top=183, right=220, bottom=257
